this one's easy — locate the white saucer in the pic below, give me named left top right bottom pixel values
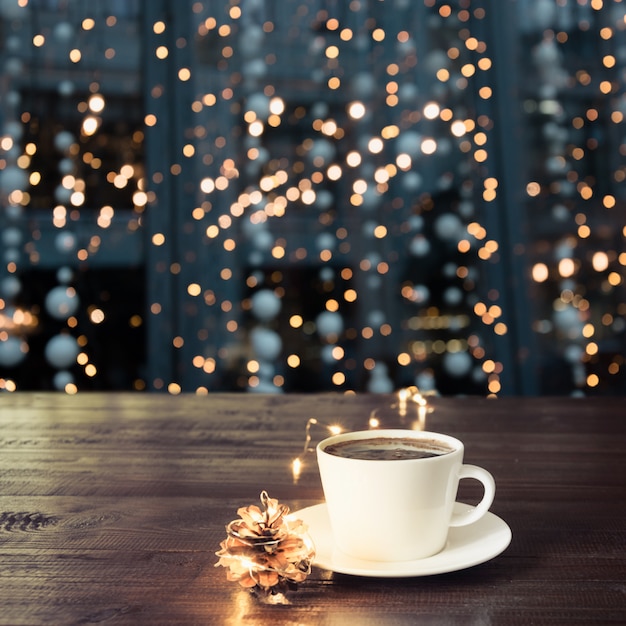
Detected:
left=290, top=502, right=511, bottom=577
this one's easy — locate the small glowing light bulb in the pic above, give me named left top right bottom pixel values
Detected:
left=292, top=457, right=302, bottom=481
left=414, top=393, right=427, bottom=406
left=241, top=558, right=256, bottom=571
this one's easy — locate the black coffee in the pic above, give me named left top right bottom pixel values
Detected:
left=324, top=436, right=454, bottom=460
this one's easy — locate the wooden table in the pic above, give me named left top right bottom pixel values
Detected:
left=0, top=393, right=624, bottom=625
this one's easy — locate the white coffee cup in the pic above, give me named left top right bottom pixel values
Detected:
left=317, top=429, right=496, bottom=562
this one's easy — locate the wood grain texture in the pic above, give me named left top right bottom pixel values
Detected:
left=0, top=392, right=625, bottom=625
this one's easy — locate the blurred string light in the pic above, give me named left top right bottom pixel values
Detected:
left=177, top=2, right=520, bottom=392
left=0, top=0, right=146, bottom=392
left=522, top=0, right=626, bottom=393
left=0, top=1, right=624, bottom=395
left=178, top=1, right=509, bottom=395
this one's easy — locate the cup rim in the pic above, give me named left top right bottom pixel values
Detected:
left=317, top=428, right=463, bottom=460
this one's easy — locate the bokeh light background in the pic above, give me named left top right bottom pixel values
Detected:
left=0, top=0, right=625, bottom=396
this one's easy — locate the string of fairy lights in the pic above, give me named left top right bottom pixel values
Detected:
left=290, top=386, right=434, bottom=483
left=0, top=1, right=625, bottom=395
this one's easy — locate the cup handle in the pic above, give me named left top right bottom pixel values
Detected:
left=449, top=464, right=496, bottom=527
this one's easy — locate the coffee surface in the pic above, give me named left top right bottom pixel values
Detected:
left=324, top=436, right=454, bottom=460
